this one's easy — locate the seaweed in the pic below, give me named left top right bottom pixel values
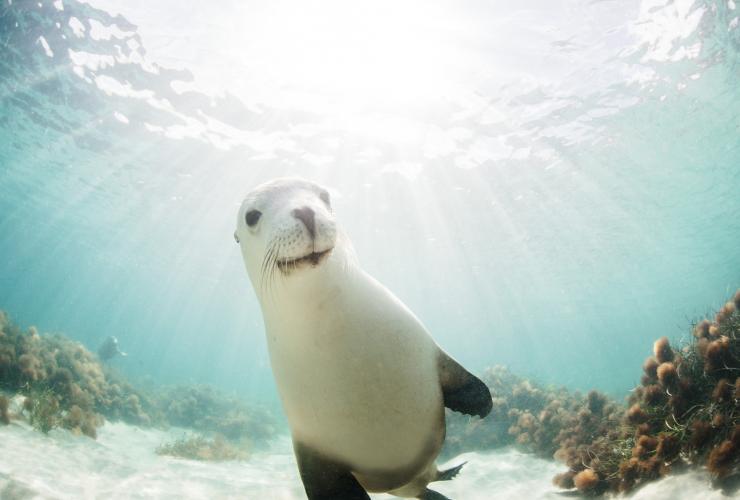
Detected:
left=446, top=289, right=740, bottom=496
left=155, top=434, right=248, bottom=462
left=0, top=310, right=277, bottom=449
left=156, top=384, right=276, bottom=443
left=0, top=394, right=9, bottom=425
left=550, top=289, right=740, bottom=494
left=443, top=365, right=620, bottom=468
left=26, top=388, right=61, bottom=434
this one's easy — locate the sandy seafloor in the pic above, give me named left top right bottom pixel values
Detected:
left=0, top=421, right=733, bottom=500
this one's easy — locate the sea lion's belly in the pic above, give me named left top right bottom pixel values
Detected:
left=266, top=299, right=443, bottom=478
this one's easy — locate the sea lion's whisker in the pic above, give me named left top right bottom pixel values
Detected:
left=260, top=240, right=274, bottom=276
left=259, top=245, right=271, bottom=286
left=268, top=244, right=276, bottom=296
left=268, top=239, right=282, bottom=299
left=260, top=240, right=279, bottom=296
left=269, top=244, right=279, bottom=298
left=259, top=249, right=270, bottom=289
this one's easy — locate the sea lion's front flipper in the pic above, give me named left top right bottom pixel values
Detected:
left=437, top=351, right=492, bottom=418
left=293, top=441, right=370, bottom=500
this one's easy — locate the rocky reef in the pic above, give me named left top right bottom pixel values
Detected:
left=549, top=290, right=740, bottom=495
left=444, top=365, right=616, bottom=459
left=443, top=365, right=622, bottom=474
left=0, top=311, right=276, bottom=459
left=446, top=289, right=740, bottom=496
left=0, top=310, right=143, bottom=437
left=150, top=384, right=277, bottom=460
left=157, top=384, right=276, bottom=446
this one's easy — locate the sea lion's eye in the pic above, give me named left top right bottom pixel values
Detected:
left=319, top=190, right=330, bottom=207
left=246, top=210, right=262, bottom=227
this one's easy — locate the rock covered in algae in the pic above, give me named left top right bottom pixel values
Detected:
left=0, top=311, right=152, bottom=436
left=550, top=289, right=740, bottom=495
left=0, top=310, right=277, bottom=450
left=443, top=365, right=619, bottom=466
left=445, top=289, right=740, bottom=496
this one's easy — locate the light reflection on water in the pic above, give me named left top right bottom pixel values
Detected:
left=0, top=0, right=738, bottom=404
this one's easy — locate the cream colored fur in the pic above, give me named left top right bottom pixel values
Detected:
left=236, top=178, right=445, bottom=497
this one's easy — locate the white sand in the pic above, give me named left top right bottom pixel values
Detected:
left=0, top=421, right=733, bottom=499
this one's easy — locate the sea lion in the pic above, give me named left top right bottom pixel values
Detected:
left=235, top=178, right=492, bottom=499
left=97, top=336, right=127, bottom=361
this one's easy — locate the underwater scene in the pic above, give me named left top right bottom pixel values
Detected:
left=1, top=0, right=740, bottom=498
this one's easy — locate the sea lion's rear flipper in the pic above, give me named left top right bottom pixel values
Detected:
left=437, top=351, right=492, bottom=418
left=435, top=461, right=466, bottom=481
left=418, top=488, right=453, bottom=500
left=293, top=441, right=370, bottom=500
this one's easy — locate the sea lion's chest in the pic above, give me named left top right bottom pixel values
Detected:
left=262, top=277, right=443, bottom=470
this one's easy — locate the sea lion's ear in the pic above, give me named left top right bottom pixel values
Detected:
left=437, top=351, right=493, bottom=418
left=293, top=441, right=370, bottom=500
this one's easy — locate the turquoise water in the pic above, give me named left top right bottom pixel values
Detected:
left=1, top=0, right=739, bottom=423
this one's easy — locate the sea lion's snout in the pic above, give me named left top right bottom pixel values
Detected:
left=277, top=202, right=335, bottom=273
left=291, top=206, right=316, bottom=239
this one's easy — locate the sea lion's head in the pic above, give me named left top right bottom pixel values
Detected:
left=235, top=178, right=339, bottom=293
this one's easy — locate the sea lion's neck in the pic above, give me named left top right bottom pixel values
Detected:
left=258, top=243, right=359, bottom=328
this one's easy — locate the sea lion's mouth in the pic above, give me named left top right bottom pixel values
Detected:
left=277, top=247, right=333, bottom=273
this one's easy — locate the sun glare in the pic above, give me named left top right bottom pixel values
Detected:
left=230, top=0, right=464, bottom=114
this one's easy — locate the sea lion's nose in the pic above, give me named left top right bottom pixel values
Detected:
left=292, top=206, right=315, bottom=239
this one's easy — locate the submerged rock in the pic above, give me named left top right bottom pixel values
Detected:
left=0, top=311, right=277, bottom=450
left=446, top=289, right=740, bottom=497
